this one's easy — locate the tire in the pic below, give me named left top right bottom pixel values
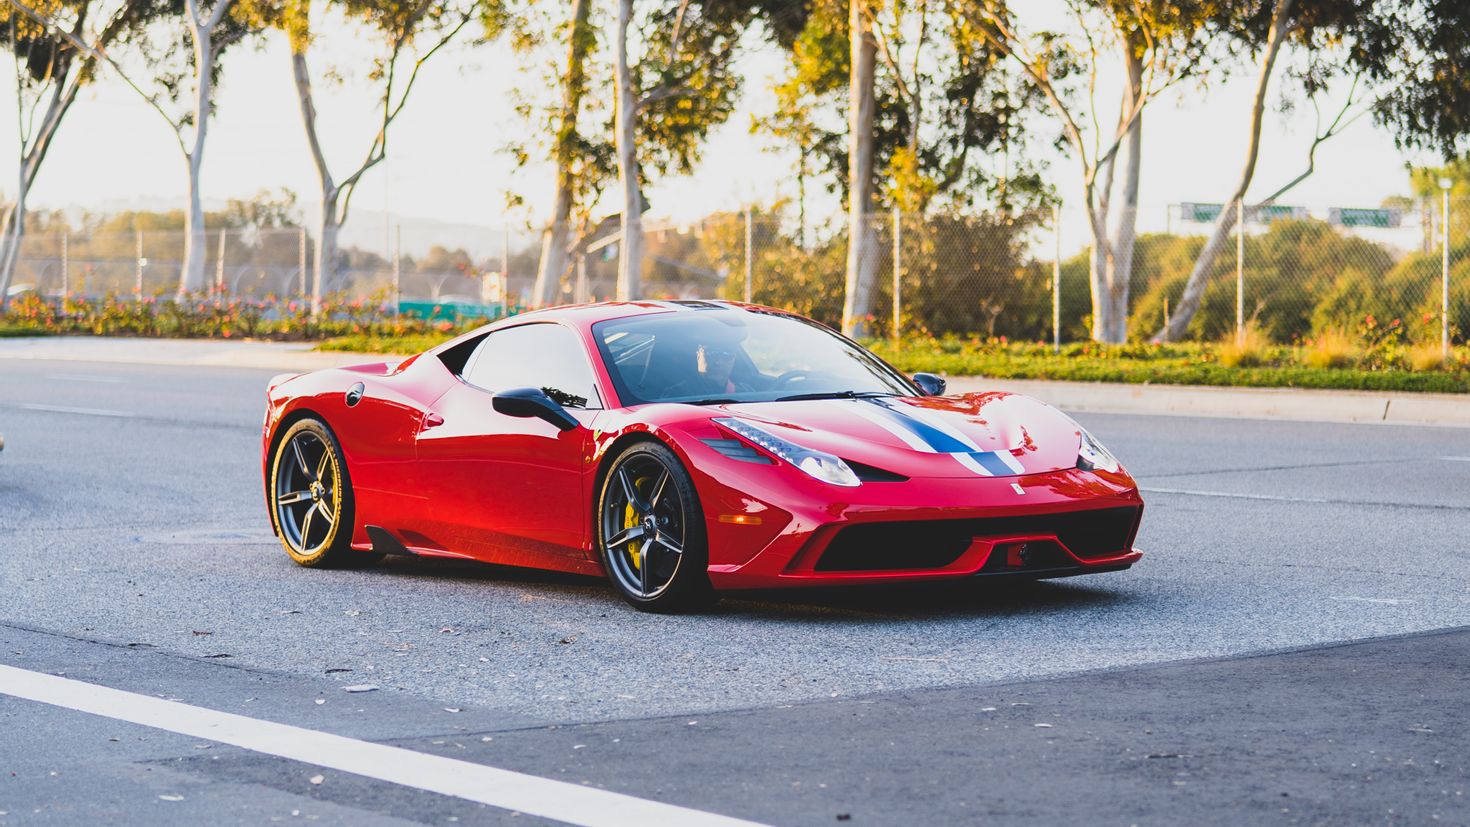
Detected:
left=268, top=418, right=381, bottom=568
left=597, top=441, right=717, bottom=613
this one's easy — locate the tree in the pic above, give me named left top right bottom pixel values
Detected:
left=10, top=0, right=255, bottom=295
left=612, top=0, right=639, bottom=300
left=961, top=1, right=1224, bottom=343
left=528, top=0, right=592, bottom=307
left=761, top=0, right=1042, bottom=336
left=607, top=0, right=802, bottom=301
left=841, top=0, right=876, bottom=335
left=1162, top=0, right=1470, bottom=341
left=241, top=0, right=482, bottom=314
left=0, top=0, right=166, bottom=310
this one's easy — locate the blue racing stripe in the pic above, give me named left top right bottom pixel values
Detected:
left=968, top=451, right=1015, bottom=475
left=865, top=399, right=973, bottom=453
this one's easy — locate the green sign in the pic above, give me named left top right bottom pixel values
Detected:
left=1329, top=208, right=1402, bottom=228
left=1177, top=203, right=1307, bottom=223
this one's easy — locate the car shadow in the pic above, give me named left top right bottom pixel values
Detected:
left=713, top=577, right=1135, bottom=622
left=370, top=554, right=1138, bottom=621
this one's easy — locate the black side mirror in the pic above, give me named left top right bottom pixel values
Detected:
left=492, top=387, right=581, bottom=431
left=913, top=373, right=947, bottom=396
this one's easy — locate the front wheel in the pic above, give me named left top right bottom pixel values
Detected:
left=597, top=442, right=717, bottom=613
left=269, top=418, right=379, bottom=568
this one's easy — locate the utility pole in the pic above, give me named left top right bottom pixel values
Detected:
left=215, top=228, right=226, bottom=295
left=60, top=231, right=69, bottom=297
left=1236, top=199, right=1245, bottom=345
left=298, top=228, right=308, bottom=297
left=392, top=224, right=402, bottom=315
left=1441, top=178, right=1453, bottom=359
left=743, top=208, right=753, bottom=304
left=134, top=229, right=144, bottom=299
left=1052, top=204, right=1061, bottom=353
left=891, top=207, right=901, bottom=344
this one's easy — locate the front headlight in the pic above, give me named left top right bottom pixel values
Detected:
left=1077, top=428, right=1120, bottom=473
left=713, top=417, right=861, bottom=487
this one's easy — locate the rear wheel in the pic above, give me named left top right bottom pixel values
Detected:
left=597, top=442, right=716, bottom=613
left=269, top=418, right=380, bottom=568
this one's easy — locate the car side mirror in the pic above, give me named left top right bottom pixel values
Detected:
left=913, top=373, right=947, bottom=396
left=492, top=387, right=581, bottom=431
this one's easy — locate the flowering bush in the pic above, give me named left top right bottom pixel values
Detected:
left=0, top=288, right=496, bottom=342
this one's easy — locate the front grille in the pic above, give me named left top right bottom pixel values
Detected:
left=814, top=506, right=1140, bottom=572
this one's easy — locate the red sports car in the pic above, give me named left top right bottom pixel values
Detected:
left=262, top=301, right=1143, bottom=611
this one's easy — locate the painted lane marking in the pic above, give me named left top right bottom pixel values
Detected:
left=20, top=403, right=134, bottom=418
left=1139, top=486, right=1331, bottom=504
left=1330, top=596, right=1410, bottom=606
left=0, top=665, right=770, bottom=827
left=1440, top=457, right=1470, bottom=462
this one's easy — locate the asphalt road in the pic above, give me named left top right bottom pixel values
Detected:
left=1, top=356, right=1468, bottom=825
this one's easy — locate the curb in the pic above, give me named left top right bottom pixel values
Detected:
left=2, top=336, right=1465, bottom=429
left=947, top=376, right=1470, bottom=429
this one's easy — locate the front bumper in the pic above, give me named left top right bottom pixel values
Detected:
left=697, top=464, right=1143, bottom=590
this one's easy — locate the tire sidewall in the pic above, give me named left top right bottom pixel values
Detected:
left=597, top=441, right=714, bottom=612
left=270, top=417, right=355, bottom=567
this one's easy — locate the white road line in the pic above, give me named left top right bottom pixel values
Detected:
left=1139, top=486, right=1331, bottom=504
left=0, top=665, right=769, bottom=827
left=1440, top=457, right=1470, bottom=463
left=19, top=403, right=133, bottom=418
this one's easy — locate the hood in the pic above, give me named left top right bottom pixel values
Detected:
left=712, top=392, right=1083, bottom=479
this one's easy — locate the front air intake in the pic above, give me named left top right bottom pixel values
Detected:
left=814, top=506, right=1140, bottom=572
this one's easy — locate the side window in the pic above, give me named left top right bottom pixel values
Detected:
left=462, top=323, right=601, bottom=408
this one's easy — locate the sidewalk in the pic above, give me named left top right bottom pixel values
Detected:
left=0, top=335, right=394, bottom=372
left=2, top=336, right=1466, bottom=428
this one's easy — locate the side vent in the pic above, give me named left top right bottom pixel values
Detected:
left=845, top=460, right=908, bottom=482
left=702, top=438, right=774, bottom=464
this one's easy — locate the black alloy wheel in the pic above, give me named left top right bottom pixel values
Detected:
left=597, top=442, right=716, bottom=612
left=269, top=418, right=378, bottom=567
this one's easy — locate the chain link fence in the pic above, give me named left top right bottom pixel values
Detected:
left=4, top=197, right=1464, bottom=346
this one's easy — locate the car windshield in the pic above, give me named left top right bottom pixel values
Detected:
left=592, top=309, right=917, bottom=406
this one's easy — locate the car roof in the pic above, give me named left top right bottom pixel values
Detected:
left=423, top=300, right=811, bottom=361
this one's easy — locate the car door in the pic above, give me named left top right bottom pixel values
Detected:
left=415, top=322, right=603, bottom=566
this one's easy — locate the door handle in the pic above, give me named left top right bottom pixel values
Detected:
left=422, top=412, right=445, bottom=429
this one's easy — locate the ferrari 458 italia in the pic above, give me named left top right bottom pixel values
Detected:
left=262, top=301, right=1143, bottom=611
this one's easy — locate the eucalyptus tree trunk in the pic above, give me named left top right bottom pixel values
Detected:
left=292, top=50, right=341, bottom=308
left=1097, top=47, right=1143, bottom=343
left=177, top=0, right=230, bottom=296
left=1081, top=45, right=1144, bottom=344
left=532, top=0, right=591, bottom=307
left=841, top=0, right=878, bottom=338
left=1156, top=0, right=1293, bottom=342
left=613, top=0, right=641, bottom=302
left=0, top=184, right=25, bottom=308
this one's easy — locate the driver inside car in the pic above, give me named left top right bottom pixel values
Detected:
left=664, top=336, right=752, bottom=399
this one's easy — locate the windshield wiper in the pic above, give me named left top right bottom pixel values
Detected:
left=683, top=397, right=741, bottom=406
left=774, top=390, right=893, bottom=402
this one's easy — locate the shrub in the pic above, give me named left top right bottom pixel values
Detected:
left=1409, top=343, right=1447, bottom=372
left=1302, top=329, right=1357, bottom=369
left=1216, top=324, right=1270, bottom=368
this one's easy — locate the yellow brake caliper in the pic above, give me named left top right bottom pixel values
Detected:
left=623, top=476, right=648, bottom=570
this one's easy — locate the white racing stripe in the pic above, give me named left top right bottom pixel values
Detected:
left=19, top=403, right=133, bottom=418
left=0, top=665, right=770, bottom=827
left=844, top=401, right=934, bottom=451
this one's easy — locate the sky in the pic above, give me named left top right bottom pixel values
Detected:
left=0, top=3, right=1446, bottom=259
